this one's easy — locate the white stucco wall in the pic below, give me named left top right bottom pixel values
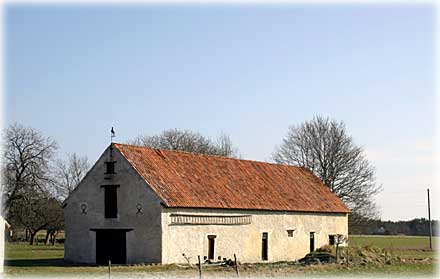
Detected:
left=161, top=208, right=348, bottom=264
left=64, top=146, right=163, bottom=264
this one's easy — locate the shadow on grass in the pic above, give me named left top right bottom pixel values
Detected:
left=5, top=259, right=94, bottom=267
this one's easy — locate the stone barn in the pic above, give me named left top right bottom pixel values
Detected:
left=64, top=143, right=349, bottom=265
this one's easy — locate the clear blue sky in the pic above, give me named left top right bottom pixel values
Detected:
left=5, top=3, right=437, bottom=221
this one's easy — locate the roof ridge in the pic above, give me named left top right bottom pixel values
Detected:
left=113, top=142, right=303, bottom=169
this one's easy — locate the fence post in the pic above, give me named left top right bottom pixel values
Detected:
left=108, top=260, right=111, bottom=279
left=336, top=243, right=339, bottom=262
left=198, top=255, right=202, bottom=279
left=234, top=254, right=239, bottom=278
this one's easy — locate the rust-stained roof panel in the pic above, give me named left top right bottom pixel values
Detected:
left=114, top=143, right=350, bottom=213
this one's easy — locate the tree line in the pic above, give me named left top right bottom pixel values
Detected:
left=2, top=116, right=387, bottom=244
left=349, top=217, right=438, bottom=236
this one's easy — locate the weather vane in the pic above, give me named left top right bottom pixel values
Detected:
left=111, top=127, right=116, bottom=143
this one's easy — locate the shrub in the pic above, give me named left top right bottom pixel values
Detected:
left=316, top=245, right=335, bottom=254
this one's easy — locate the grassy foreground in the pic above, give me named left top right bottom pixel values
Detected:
left=3, top=235, right=438, bottom=278
left=350, top=235, right=438, bottom=250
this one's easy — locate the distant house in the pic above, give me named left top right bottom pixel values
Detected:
left=64, top=143, right=349, bottom=265
left=377, top=226, right=387, bottom=235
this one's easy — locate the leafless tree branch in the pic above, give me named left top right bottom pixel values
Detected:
left=2, top=123, right=58, bottom=213
left=51, top=153, right=90, bottom=201
left=128, top=129, right=239, bottom=158
left=273, top=116, right=381, bottom=219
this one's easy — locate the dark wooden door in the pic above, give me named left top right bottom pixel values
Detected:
left=96, top=230, right=126, bottom=265
left=208, top=237, right=215, bottom=260
left=261, top=232, right=268, bottom=261
left=309, top=232, right=315, bottom=252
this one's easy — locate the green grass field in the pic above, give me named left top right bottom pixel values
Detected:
left=350, top=235, right=438, bottom=250
left=3, top=235, right=438, bottom=277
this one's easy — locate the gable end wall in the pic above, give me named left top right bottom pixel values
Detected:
left=64, top=145, right=163, bottom=264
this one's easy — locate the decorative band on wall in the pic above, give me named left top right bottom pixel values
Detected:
left=170, top=214, right=252, bottom=225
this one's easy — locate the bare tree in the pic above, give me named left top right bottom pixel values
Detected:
left=215, top=133, right=239, bottom=158
left=52, top=153, right=90, bottom=201
left=273, top=116, right=381, bottom=219
left=129, top=129, right=239, bottom=158
left=2, top=123, right=58, bottom=213
left=8, top=193, right=60, bottom=245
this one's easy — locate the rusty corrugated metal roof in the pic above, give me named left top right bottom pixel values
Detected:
left=114, top=143, right=350, bottom=213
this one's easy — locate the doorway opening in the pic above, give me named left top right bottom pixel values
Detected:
left=310, top=232, right=315, bottom=252
left=94, top=229, right=128, bottom=265
left=262, top=232, right=268, bottom=261
left=208, top=235, right=216, bottom=260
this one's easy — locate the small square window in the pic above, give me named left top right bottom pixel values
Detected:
left=105, top=161, right=116, bottom=174
left=287, top=229, right=295, bottom=237
left=329, top=235, right=336, bottom=245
